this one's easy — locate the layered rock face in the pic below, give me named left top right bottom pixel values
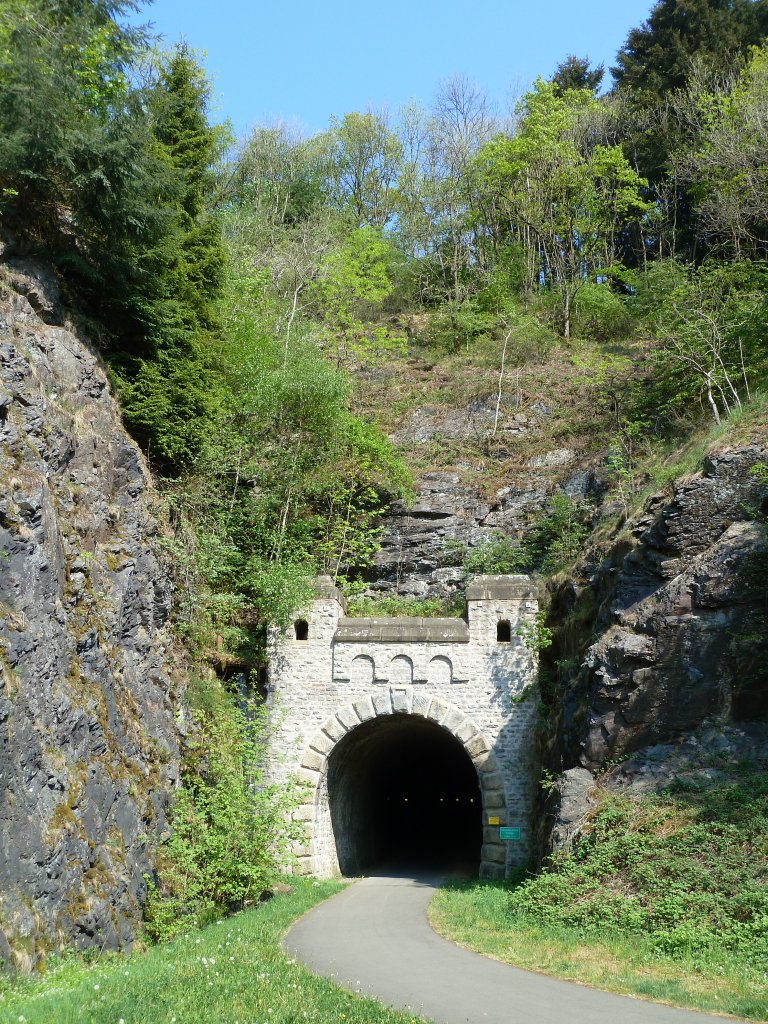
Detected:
left=369, top=400, right=598, bottom=598
left=549, top=446, right=768, bottom=771
left=368, top=471, right=501, bottom=598
left=0, top=263, right=181, bottom=967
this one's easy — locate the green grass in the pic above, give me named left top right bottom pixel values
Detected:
left=431, top=886, right=768, bottom=1019
left=345, top=594, right=465, bottom=618
left=431, top=770, right=768, bottom=1021
left=0, top=879, right=430, bottom=1024
left=628, top=385, right=768, bottom=507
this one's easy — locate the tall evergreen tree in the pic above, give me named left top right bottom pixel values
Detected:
left=552, top=55, right=605, bottom=95
left=151, top=45, right=227, bottom=335
left=612, top=0, right=768, bottom=102
left=113, top=45, right=227, bottom=471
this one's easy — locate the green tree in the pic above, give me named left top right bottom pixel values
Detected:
left=321, top=110, right=403, bottom=228
left=152, top=44, right=227, bottom=328
left=610, top=0, right=768, bottom=261
left=612, top=0, right=768, bottom=103
left=111, top=45, right=227, bottom=471
left=0, top=0, right=154, bottom=252
left=164, top=251, right=411, bottom=657
left=475, top=81, right=651, bottom=336
left=0, top=9, right=227, bottom=472
left=552, top=55, right=605, bottom=95
left=311, top=226, right=405, bottom=366
left=228, top=122, right=325, bottom=227
left=672, top=44, right=768, bottom=258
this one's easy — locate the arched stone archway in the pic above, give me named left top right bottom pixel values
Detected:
left=294, top=688, right=508, bottom=879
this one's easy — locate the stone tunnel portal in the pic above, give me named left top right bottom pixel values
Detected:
left=327, top=715, right=483, bottom=875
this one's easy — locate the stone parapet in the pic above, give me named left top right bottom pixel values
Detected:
left=335, top=616, right=469, bottom=643
left=313, top=575, right=348, bottom=611
left=466, top=574, right=538, bottom=601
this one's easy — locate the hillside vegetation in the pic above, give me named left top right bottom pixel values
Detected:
left=1, top=0, right=767, bottom=963
left=432, top=765, right=768, bottom=1020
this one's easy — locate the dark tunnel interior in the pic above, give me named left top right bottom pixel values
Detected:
left=327, top=715, right=482, bottom=876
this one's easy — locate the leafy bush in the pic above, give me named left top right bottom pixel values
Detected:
left=463, top=533, right=531, bottom=575
left=425, top=298, right=499, bottom=353
left=573, top=282, right=633, bottom=340
left=144, top=696, right=304, bottom=942
left=460, top=497, right=591, bottom=581
left=157, top=245, right=413, bottom=659
left=524, top=494, right=592, bottom=574
left=510, top=770, right=768, bottom=968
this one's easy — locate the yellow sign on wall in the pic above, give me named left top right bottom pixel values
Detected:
left=488, top=816, right=500, bottom=826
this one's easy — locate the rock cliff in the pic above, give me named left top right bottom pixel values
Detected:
left=546, top=445, right=768, bottom=772
left=368, top=397, right=600, bottom=599
left=0, top=261, right=182, bottom=968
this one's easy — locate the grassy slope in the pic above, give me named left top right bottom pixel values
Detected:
left=430, top=770, right=768, bottom=1022
left=355, top=313, right=768, bottom=510
left=0, top=879, right=429, bottom=1024
left=352, top=325, right=612, bottom=499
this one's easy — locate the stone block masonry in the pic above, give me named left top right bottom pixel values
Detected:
left=268, top=575, right=539, bottom=880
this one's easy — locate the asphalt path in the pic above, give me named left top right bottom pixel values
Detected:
left=284, top=874, right=744, bottom=1024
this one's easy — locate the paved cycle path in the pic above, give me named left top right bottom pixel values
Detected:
left=284, top=874, right=742, bottom=1024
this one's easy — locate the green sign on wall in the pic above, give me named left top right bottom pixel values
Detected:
left=499, top=827, right=521, bottom=841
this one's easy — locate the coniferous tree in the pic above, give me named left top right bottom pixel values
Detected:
left=152, top=45, right=227, bottom=332
left=552, top=55, right=605, bottom=95
left=113, top=45, right=227, bottom=471
left=612, top=0, right=768, bottom=102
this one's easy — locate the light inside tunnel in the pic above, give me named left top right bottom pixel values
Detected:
left=327, top=714, right=482, bottom=875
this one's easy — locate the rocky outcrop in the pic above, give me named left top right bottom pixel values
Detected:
left=545, top=721, right=768, bottom=859
left=548, top=446, right=768, bottom=771
left=0, top=264, right=182, bottom=967
left=389, top=397, right=546, bottom=446
left=603, top=720, right=768, bottom=795
left=547, top=767, right=598, bottom=853
left=368, top=472, right=501, bottom=598
left=370, top=411, right=600, bottom=599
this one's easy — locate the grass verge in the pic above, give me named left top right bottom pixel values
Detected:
left=430, top=885, right=766, bottom=1020
left=430, top=772, right=768, bottom=1022
left=0, top=878, right=429, bottom=1024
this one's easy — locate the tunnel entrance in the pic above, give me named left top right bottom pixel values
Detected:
left=326, top=714, right=483, bottom=876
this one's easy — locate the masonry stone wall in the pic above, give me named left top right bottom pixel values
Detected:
left=267, top=575, right=539, bottom=879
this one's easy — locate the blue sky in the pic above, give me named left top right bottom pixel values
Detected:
left=134, top=0, right=655, bottom=139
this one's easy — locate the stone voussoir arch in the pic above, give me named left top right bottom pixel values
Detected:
left=293, top=686, right=508, bottom=878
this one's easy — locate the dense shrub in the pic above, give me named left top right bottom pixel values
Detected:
left=144, top=697, right=304, bottom=941
left=510, top=771, right=768, bottom=967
